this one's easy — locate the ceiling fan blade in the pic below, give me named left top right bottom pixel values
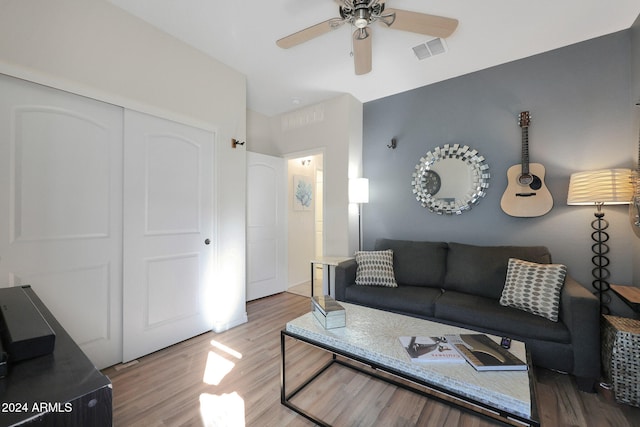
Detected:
left=276, top=18, right=345, bottom=49
left=353, top=28, right=372, bottom=75
left=384, top=8, right=458, bottom=38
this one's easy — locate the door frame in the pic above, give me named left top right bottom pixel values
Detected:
left=284, top=149, right=325, bottom=292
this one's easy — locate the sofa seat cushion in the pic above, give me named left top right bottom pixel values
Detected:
left=344, top=285, right=442, bottom=318
left=444, top=242, right=552, bottom=299
left=435, top=291, right=570, bottom=344
left=374, top=239, right=448, bottom=287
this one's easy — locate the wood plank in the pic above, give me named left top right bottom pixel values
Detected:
left=611, top=284, right=640, bottom=304
left=103, top=292, right=640, bottom=426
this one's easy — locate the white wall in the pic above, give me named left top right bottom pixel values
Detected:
left=347, top=95, right=365, bottom=255
left=248, top=94, right=364, bottom=259
left=247, top=109, right=278, bottom=157
left=0, top=0, right=248, bottom=332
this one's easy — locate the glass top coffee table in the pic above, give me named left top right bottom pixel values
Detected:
left=281, top=302, right=539, bottom=427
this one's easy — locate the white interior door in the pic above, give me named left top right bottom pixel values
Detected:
left=246, top=152, right=286, bottom=300
left=0, top=75, right=123, bottom=369
left=122, top=109, right=215, bottom=362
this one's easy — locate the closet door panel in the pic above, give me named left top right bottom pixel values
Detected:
left=0, top=74, right=123, bottom=369
left=122, top=109, right=215, bottom=362
left=12, top=106, right=112, bottom=240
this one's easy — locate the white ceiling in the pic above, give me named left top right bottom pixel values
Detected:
left=106, top=0, right=640, bottom=117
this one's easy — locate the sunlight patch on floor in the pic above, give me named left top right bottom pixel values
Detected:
left=211, top=339, right=243, bottom=359
left=200, top=392, right=245, bottom=426
left=203, top=340, right=243, bottom=386
left=203, top=351, right=235, bottom=386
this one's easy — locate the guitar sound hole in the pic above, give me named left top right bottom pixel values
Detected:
left=530, top=175, right=542, bottom=190
left=518, top=174, right=533, bottom=186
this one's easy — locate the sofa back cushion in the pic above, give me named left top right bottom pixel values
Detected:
left=444, top=242, right=552, bottom=299
left=375, top=238, right=448, bottom=287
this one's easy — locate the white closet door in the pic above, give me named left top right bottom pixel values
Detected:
left=122, top=110, right=215, bottom=362
left=246, top=152, right=287, bottom=301
left=0, top=75, right=123, bottom=369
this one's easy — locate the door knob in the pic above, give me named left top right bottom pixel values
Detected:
left=204, top=238, right=211, bottom=245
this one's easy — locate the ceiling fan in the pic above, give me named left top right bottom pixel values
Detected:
left=276, top=0, right=459, bottom=75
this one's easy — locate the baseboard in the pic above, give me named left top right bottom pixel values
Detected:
left=212, top=312, right=248, bottom=333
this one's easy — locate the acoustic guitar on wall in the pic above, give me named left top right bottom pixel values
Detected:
left=500, top=111, right=553, bottom=217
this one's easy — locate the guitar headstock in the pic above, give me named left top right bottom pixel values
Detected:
left=518, top=111, right=531, bottom=128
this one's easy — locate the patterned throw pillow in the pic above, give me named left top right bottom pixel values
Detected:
left=500, top=258, right=567, bottom=322
left=355, top=250, right=398, bottom=287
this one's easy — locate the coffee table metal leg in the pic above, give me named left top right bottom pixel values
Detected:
left=281, top=331, right=333, bottom=427
left=310, top=262, right=314, bottom=297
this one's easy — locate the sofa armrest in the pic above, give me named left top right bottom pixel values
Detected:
left=560, top=275, right=600, bottom=385
left=335, top=259, right=357, bottom=301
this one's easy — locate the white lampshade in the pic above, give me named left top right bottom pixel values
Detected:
left=567, top=168, right=633, bottom=205
left=349, top=178, right=369, bottom=204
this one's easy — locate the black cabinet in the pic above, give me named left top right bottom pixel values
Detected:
left=0, top=286, right=112, bottom=426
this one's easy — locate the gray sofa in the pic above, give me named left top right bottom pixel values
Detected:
left=334, top=238, right=600, bottom=392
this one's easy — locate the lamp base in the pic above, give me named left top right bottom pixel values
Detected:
left=591, top=211, right=611, bottom=315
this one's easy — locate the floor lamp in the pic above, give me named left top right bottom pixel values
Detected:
left=349, top=178, right=369, bottom=251
left=567, top=168, right=633, bottom=315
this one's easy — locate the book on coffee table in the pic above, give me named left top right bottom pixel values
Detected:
left=398, top=336, right=465, bottom=363
left=445, top=334, right=527, bottom=371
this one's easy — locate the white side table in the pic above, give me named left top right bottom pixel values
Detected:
left=310, top=256, right=354, bottom=297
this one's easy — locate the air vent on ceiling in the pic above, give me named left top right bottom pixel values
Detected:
left=412, top=38, right=447, bottom=60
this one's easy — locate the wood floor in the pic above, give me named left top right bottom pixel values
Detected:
left=102, top=292, right=640, bottom=427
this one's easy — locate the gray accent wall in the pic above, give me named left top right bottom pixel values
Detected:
left=632, top=15, right=640, bottom=288
left=363, top=30, right=637, bottom=306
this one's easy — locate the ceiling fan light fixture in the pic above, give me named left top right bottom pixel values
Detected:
left=354, top=8, right=369, bottom=28
left=354, top=17, right=368, bottom=28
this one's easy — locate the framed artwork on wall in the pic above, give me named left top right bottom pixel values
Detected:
left=293, top=175, right=313, bottom=211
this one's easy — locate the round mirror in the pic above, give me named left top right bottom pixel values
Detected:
left=411, top=144, right=490, bottom=215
